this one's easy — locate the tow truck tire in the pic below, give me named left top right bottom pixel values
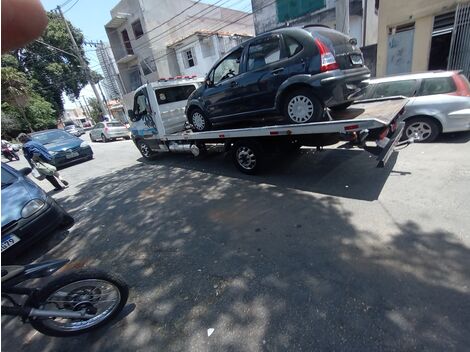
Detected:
left=137, top=140, right=156, bottom=160
left=403, top=117, right=439, bottom=143
left=232, top=140, right=264, bottom=175
left=189, top=108, right=211, bottom=132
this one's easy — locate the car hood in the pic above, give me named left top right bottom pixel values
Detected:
left=1, top=178, right=45, bottom=227
left=44, top=138, right=82, bottom=152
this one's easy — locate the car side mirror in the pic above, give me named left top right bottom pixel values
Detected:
left=205, top=79, right=213, bottom=87
left=20, top=167, right=32, bottom=176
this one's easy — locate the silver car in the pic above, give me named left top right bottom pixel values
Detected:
left=89, top=121, right=130, bottom=142
left=358, top=71, right=470, bottom=142
left=64, top=124, right=85, bottom=137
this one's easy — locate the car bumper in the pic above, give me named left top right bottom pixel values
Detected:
left=441, top=108, right=470, bottom=133
left=106, top=131, right=130, bottom=139
left=52, top=146, right=93, bottom=167
left=1, top=197, right=74, bottom=259
left=319, top=67, right=370, bottom=107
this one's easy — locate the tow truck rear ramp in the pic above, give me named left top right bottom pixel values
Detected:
left=134, top=95, right=411, bottom=175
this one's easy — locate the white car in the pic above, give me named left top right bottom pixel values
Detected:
left=89, top=121, right=130, bottom=142
left=358, top=71, right=470, bottom=142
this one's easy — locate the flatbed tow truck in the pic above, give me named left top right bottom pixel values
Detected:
left=129, top=80, right=412, bottom=174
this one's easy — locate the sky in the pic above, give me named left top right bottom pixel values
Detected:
left=41, top=0, right=253, bottom=109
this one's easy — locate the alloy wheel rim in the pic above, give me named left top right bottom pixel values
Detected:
left=406, top=122, right=432, bottom=141
left=288, top=95, right=314, bottom=123
left=237, top=146, right=256, bottom=170
left=192, top=112, right=205, bottom=130
left=140, top=143, right=150, bottom=157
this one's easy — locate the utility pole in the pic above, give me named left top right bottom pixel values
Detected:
left=57, top=5, right=109, bottom=119
left=336, top=0, right=350, bottom=35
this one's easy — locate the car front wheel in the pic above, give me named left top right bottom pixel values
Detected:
left=189, top=108, right=211, bottom=132
left=284, top=89, right=323, bottom=124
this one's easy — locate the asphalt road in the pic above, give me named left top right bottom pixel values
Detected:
left=2, top=131, right=470, bottom=351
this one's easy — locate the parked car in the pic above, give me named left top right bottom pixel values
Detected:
left=357, top=71, right=470, bottom=142
left=29, top=129, right=93, bottom=167
left=185, top=25, right=370, bottom=131
left=1, top=163, right=74, bottom=259
left=64, top=124, right=85, bottom=137
left=89, top=121, right=131, bottom=142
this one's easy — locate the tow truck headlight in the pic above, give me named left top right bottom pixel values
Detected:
left=21, top=199, right=45, bottom=218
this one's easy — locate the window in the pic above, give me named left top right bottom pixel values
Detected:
left=121, top=29, right=133, bottom=55
left=132, top=20, right=144, bottom=39
left=371, top=80, right=417, bottom=98
left=276, top=0, right=325, bottom=22
left=247, top=36, right=281, bottom=71
left=418, top=77, right=456, bottom=96
left=183, top=49, right=196, bottom=68
left=132, top=91, right=149, bottom=121
left=155, top=85, right=196, bottom=104
left=212, top=48, right=242, bottom=84
left=285, top=35, right=302, bottom=57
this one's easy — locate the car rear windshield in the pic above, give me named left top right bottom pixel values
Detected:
left=371, top=79, right=418, bottom=98
left=31, top=130, right=74, bottom=145
left=305, top=26, right=355, bottom=53
left=155, top=85, right=196, bottom=104
left=106, top=122, right=124, bottom=127
left=417, top=77, right=456, bottom=96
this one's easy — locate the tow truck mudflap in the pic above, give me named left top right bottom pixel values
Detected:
left=375, top=121, right=405, bottom=168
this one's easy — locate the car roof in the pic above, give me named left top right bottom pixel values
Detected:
left=369, top=71, right=458, bottom=84
left=30, top=129, right=64, bottom=136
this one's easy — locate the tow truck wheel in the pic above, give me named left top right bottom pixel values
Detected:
left=137, top=140, right=156, bottom=160
left=189, top=108, right=211, bottom=132
left=232, top=140, right=264, bottom=175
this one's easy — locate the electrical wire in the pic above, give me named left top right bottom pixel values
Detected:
left=63, top=0, right=80, bottom=14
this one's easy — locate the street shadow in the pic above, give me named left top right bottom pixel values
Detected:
left=138, top=146, right=400, bottom=201
left=2, top=162, right=468, bottom=352
left=435, top=130, right=470, bottom=144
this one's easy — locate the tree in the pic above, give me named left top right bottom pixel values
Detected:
left=87, top=97, right=102, bottom=123
left=2, top=11, right=100, bottom=115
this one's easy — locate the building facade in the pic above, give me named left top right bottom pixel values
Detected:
left=376, top=0, right=470, bottom=77
left=168, top=31, right=252, bottom=77
left=105, top=0, right=254, bottom=97
left=251, top=0, right=379, bottom=47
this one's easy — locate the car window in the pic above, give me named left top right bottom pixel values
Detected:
left=31, top=130, right=74, bottom=145
left=247, top=36, right=281, bottom=71
left=1, top=166, right=17, bottom=189
left=106, top=122, right=124, bottom=127
left=285, top=35, right=303, bottom=57
left=95, top=123, right=103, bottom=129
left=155, top=85, right=196, bottom=104
left=212, top=48, right=243, bottom=84
left=371, top=80, right=417, bottom=98
left=132, top=90, right=150, bottom=122
left=417, top=77, right=456, bottom=96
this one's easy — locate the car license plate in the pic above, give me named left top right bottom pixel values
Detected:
left=350, top=54, right=363, bottom=65
left=66, top=152, right=79, bottom=159
left=1, top=234, right=20, bottom=252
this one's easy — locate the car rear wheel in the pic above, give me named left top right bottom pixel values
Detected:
left=189, top=108, right=211, bottom=132
left=404, top=117, right=439, bottom=143
left=101, top=134, right=108, bottom=143
left=284, top=89, right=323, bottom=124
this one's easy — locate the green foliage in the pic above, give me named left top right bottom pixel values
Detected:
left=87, top=97, right=102, bottom=123
left=1, top=11, right=100, bottom=136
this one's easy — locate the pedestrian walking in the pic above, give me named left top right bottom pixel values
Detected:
left=17, top=133, right=69, bottom=191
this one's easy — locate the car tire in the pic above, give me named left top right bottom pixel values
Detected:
left=137, top=140, right=156, bottom=160
left=403, top=117, right=440, bottom=143
left=231, top=140, right=265, bottom=175
left=283, top=89, right=323, bottom=124
left=189, top=108, right=211, bottom=132
left=90, top=133, right=95, bottom=142
left=101, top=134, right=108, bottom=143
left=330, top=102, right=352, bottom=111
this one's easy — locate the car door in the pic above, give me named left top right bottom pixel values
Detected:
left=201, top=48, right=244, bottom=119
left=92, top=123, right=103, bottom=139
left=236, top=34, right=289, bottom=112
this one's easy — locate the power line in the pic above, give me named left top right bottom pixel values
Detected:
left=63, top=0, right=80, bottom=13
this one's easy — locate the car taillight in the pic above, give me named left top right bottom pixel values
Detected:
left=314, top=38, right=339, bottom=72
left=451, top=73, right=470, bottom=96
left=104, top=127, right=108, bottom=132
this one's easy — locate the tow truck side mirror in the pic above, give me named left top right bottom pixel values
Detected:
left=128, top=109, right=135, bottom=120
